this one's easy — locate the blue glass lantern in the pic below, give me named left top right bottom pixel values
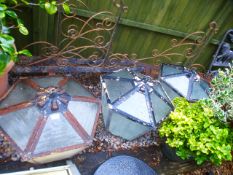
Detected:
left=101, top=69, right=173, bottom=140
left=0, top=76, right=101, bottom=164
left=159, top=64, right=210, bottom=102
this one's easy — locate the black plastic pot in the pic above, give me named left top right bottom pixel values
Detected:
left=161, top=143, right=187, bottom=162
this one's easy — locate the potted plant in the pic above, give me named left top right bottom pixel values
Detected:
left=0, top=0, right=70, bottom=98
left=159, top=97, right=233, bottom=165
left=205, top=66, right=233, bottom=124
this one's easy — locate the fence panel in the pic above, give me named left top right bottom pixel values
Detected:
left=16, top=0, right=233, bottom=70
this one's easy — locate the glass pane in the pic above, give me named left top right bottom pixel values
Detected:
left=191, top=81, right=209, bottom=100
left=31, top=77, right=63, bottom=88
left=160, top=82, right=181, bottom=101
left=34, top=113, right=84, bottom=154
left=150, top=92, right=172, bottom=123
left=109, top=112, right=151, bottom=140
left=0, top=106, right=41, bottom=151
left=200, top=79, right=210, bottom=91
left=63, top=80, right=92, bottom=97
left=0, top=82, right=36, bottom=108
left=68, top=101, right=98, bottom=136
left=116, top=91, right=151, bottom=123
left=106, top=70, right=134, bottom=79
left=153, top=82, right=171, bottom=102
left=102, top=88, right=111, bottom=127
left=104, top=79, right=133, bottom=102
left=164, top=75, right=190, bottom=97
left=161, top=65, right=184, bottom=76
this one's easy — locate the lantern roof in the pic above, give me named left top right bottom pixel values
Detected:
left=0, top=76, right=101, bottom=163
left=159, top=64, right=210, bottom=101
left=101, top=69, right=173, bottom=128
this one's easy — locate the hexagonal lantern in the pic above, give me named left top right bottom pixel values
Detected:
left=159, top=64, right=210, bottom=102
left=0, top=76, right=101, bottom=164
left=101, top=69, right=173, bottom=140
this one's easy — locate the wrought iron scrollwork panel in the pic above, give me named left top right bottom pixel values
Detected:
left=130, top=21, right=218, bottom=72
left=18, top=0, right=130, bottom=69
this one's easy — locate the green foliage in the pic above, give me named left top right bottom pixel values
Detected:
left=205, top=66, right=233, bottom=123
left=0, top=0, right=71, bottom=74
left=159, top=97, right=233, bottom=165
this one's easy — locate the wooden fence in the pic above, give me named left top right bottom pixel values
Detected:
left=15, top=0, right=233, bottom=71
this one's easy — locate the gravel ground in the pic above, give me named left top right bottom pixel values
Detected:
left=84, top=115, right=159, bottom=154
left=0, top=134, right=18, bottom=163
left=1, top=73, right=233, bottom=175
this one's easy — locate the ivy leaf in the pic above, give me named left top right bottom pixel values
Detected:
left=18, top=24, right=29, bottom=35
left=44, top=1, right=57, bottom=15
left=0, top=34, right=15, bottom=45
left=0, top=11, right=5, bottom=19
left=18, top=49, right=32, bottom=56
left=0, top=51, right=10, bottom=74
left=0, top=43, right=15, bottom=55
left=6, top=10, right=17, bottom=18
left=62, top=3, right=71, bottom=14
left=39, top=0, right=46, bottom=8
left=0, top=4, right=7, bottom=11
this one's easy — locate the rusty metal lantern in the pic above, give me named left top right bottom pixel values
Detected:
left=101, top=69, right=173, bottom=140
left=159, top=64, right=210, bottom=102
left=0, top=76, right=101, bottom=164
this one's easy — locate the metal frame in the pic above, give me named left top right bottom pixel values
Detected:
left=159, top=64, right=209, bottom=102
left=101, top=69, right=173, bottom=129
left=36, top=87, right=72, bottom=115
left=0, top=76, right=101, bottom=162
left=208, top=29, right=233, bottom=74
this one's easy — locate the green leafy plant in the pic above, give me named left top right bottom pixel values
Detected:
left=159, top=97, right=233, bottom=165
left=205, top=66, right=233, bottom=123
left=0, top=0, right=71, bottom=74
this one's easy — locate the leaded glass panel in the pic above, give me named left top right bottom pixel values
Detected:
left=164, top=75, right=190, bottom=97
left=116, top=91, right=151, bottom=124
left=68, top=101, right=98, bottom=136
left=34, top=113, right=84, bottom=154
left=0, top=106, right=40, bottom=150
left=63, top=80, right=92, bottom=97
left=104, top=79, right=133, bottom=102
left=0, top=82, right=36, bottom=108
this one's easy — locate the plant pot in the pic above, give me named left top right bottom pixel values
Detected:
left=0, top=61, right=14, bottom=99
left=161, top=142, right=188, bottom=162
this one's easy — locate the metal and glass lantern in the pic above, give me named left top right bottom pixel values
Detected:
left=159, top=64, right=210, bottom=102
left=0, top=76, right=101, bottom=164
left=101, top=69, right=173, bottom=140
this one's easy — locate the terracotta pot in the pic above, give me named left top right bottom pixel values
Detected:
left=0, top=61, right=14, bottom=99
